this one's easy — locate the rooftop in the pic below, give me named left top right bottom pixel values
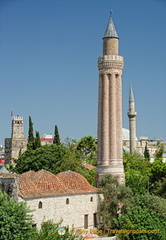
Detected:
left=103, top=14, right=119, bottom=39
left=1, top=170, right=98, bottom=199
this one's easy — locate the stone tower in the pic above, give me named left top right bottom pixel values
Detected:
left=11, top=116, right=24, bottom=139
left=5, top=116, right=27, bottom=165
left=97, top=13, right=125, bottom=184
left=128, top=85, right=137, bottom=153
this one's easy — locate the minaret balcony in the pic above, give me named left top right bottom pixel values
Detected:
left=98, top=55, right=123, bottom=70
left=128, top=112, right=137, bottom=118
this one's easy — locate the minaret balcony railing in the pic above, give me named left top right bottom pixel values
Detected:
left=98, top=55, right=123, bottom=62
left=98, top=55, right=123, bottom=70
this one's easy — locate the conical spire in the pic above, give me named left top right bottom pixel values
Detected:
left=103, top=12, right=119, bottom=39
left=129, top=84, right=135, bottom=102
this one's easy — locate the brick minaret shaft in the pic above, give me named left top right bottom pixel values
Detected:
left=128, top=85, right=137, bottom=153
left=97, top=14, right=125, bottom=184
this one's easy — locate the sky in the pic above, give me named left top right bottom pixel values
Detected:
left=0, top=0, right=166, bottom=145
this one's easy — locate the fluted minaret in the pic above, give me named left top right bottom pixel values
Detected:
left=97, top=13, right=125, bottom=184
left=128, top=85, right=137, bottom=153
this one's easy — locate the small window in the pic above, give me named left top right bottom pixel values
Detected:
left=90, top=197, right=93, bottom=202
left=66, top=198, right=69, bottom=204
left=38, top=201, right=42, bottom=209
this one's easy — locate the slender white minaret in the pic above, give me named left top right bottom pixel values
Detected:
left=128, top=85, right=137, bottom=153
left=97, top=13, right=125, bottom=184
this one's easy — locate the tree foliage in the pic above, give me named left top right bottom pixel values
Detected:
left=27, top=116, right=35, bottom=150
left=0, top=190, right=37, bottom=240
left=144, top=142, right=150, bottom=161
left=150, top=159, right=166, bottom=183
left=98, top=174, right=133, bottom=230
left=151, top=177, right=166, bottom=198
left=123, top=152, right=151, bottom=176
left=14, top=144, right=75, bottom=174
left=37, top=220, right=83, bottom=240
left=123, top=152, right=151, bottom=194
left=76, top=136, right=97, bottom=166
left=14, top=142, right=96, bottom=186
left=125, top=173, right=149, bottom=195
left=53, top=125, right=61, bottom=145
left=155, top=141, right=164, bottom=160
left=114, top=194, right=166, bottom=240
left=34, top=131, right=41, bottom=149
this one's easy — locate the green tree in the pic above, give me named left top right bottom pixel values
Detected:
left=0, top=190, right=37, bottom=240
left=123, top=152, right=151, bottom=194
left=14, top=144, right=68, bottom=174
left=114, top=194, right=166, bottom=239
left=151, top=177, right=166, bottom=198
left=123, top=152, right=151, bottom=176
left=140, top=194, right=166, bottom=219
left=76, top=136, right=97, bottom=166
left=34, top=131, right=41, bottom=149
left=37, top=220, right=83, bottom=240
left=53, top=125, right=61, bottom=145
left=144, top=142, right=150, bottom=161
left=14, top=142, right=96, bottom=186
left=115, top=204, right=166, bottom=240
left=27, top=116, right=34, bottom=150
left=150, top=159, right=166, bottom=183
left=155, top=140, right=164, bottom=160
left=125, top=173, right=149, bottom=195
left=98, top=174, right=133, bottom=230
left=63, top=137, right=77, bottom=149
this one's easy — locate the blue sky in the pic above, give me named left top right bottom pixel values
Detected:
left=0, top=0, right=166, bottom=144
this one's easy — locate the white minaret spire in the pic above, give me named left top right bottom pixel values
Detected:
left=97, top=13, right=125, bottom=184
left=128, top=85, right=137, bottom=153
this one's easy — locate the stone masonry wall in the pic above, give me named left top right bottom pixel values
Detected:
left=19, top=192, right=100, bottom=230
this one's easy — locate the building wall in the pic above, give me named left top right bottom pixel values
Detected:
left=19, top=192, right=100, bottom=230
left=123, top=139, right=158, bottom=156
left=5, top=138, right=27, bottom=165
left=0, top=177, right=18, bottom=200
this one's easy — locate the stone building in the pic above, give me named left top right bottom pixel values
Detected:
left=5, top=117, right=54, bottom=164
left=97, top=13, right=125, bottom=184
left=5, top=116, right=27, bottom=165
left=0, top=169, right=100, bottom=230
left=122, top=133, right=165, bottom=162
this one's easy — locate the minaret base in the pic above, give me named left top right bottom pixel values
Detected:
left=96, top=164, right=125, bottom=187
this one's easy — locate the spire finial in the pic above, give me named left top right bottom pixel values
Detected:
left=129, top=84, right=135, bottom=102
left=103, top=10, right=118, bottom=39
left=110, top=10, right=113, bottom=17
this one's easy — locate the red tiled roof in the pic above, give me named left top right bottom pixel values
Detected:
left=40, top=138, right=54, bottom=141
left=84, top=163, right=96, bottom=170
left=17, top=170, right=98, bottom=199
left=56, top=171, right=97, bottom=193
left=27, top=169, right=65, bottom=190
left=20, top=170, right=36, bottom=179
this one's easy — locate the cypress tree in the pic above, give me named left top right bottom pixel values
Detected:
left=53, top=125, right=60, bottom=145
left=27, top=116, right=34, bottom=149
left=34, top=131, right=41, bottom=149
left=144, top=142, right=150, bottom=160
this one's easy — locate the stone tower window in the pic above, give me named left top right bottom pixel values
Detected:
left=66, top=198, right=69, bottom=204
left=38, top=201, right=42, bottom=209
left=90, top=197, right=93, bottom=202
